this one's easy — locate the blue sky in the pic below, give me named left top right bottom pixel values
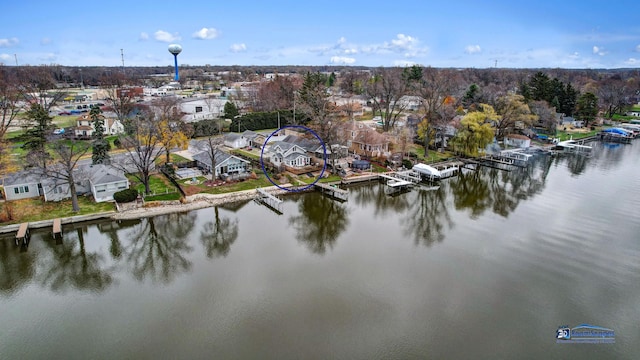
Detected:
left=1, top=0, right=640, bottom=68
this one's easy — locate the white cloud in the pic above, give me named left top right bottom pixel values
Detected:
left=390, top=34, right=417, bottom=50
left=0, top=54, right=11, bottom=61
left=344, top=48, right=358, bottom=54
left=0, top=37, right=19, bottom=47
left=337, top=37, right=347, bottom=44
left=40, top=37, right=52, bottom=45
left=330, top=56, right=356, bottom=64
left=393, top=60, right=418, bottom=67
left=636, top=45, right=640, bottom=52
left=625, top=58, right=638, bottom=65
left=465, top=45, right=482, bottom=54
left=230, top=43, right=247, bottom=52
left=154, top=30, right=181, bottom=43
left=592, top=45, right=606, bottom=56
left=192, top=27, right=220, bottom=40
left=139, top=32, right=149, bottom=40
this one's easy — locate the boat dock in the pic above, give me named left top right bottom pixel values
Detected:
left=52, top=218, right=62, bottom=238
left=255, top=188, right=284, bottom=213
left=598, top=133, right=632, bottom=144
left=380, top=170, right=422, bottom=184
left=315, top=183, right=348, bottom=201
left=15, top=222, right=30, bottom=246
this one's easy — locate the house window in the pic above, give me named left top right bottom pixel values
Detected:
left=195, top=106, right=203, bottom=113
left=14, top=185, right=29, bottom=194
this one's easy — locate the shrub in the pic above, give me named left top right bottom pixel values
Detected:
left=113, top=188, right=138, bottom=203
left=402, top=159, right=413, bottom=169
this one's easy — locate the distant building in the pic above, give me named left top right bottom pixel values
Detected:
left=504, top=134, right=531, bottom=148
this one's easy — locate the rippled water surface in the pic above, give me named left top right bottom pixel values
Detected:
left=1, top=141, right=639, bottom=359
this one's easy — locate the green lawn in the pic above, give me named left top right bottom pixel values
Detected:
left=232, top=148, right=261, bottom=160
left=412, top=145, right=456, bottom=163
left=144, top=193, right=182, bottom=201
left=555, top=129, right=599, bottom=141
left=0, top=197, right=115, bottom=224
left=200, top=176, right=274, bottom=194
left=127, top=173, right=178, bottom=196
left=298, top=174, right=342, bottom=184
left=52, top=115, right=76, bottom=128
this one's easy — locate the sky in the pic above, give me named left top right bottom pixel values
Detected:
left=1, top=0, right=640, bottom=69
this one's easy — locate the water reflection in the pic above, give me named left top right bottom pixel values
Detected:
left=0, top=238, right=36, bottom=295
left=288, top=193, right=349, bottom=254
left=352, top=183, right=411, bottom=217
left=200, top=207, right=239, bottom=258
left=39, top=226, right=114, bottom=293
left=450, top=155, right=552, bottom=219
left=402, top=183, right=454, bottom=247
left=123, top=213, right=196, bottom=283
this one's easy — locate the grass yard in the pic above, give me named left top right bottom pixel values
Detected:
left=555, top=129, right=599, bottom=141
left=127, top=173, right=178, bottom=196
left=232, top=148, right=261, bottom=160
left=0, top=196, right=115, bottom=224
left=412, top=145, right=456, bottom=163
left=143, top=193, right=182, bottom=201
left=196, top=175, right=274, bottom=195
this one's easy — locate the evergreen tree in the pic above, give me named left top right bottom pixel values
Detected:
left=223, top=101, right=239, bottom=119
left=90, top=106, right=110, bottom=164
left=22, top=104, right=53, bottom=168
left=575, top=92, right=598, bottom=127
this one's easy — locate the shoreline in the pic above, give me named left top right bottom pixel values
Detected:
left=0, top=184, right=315, bottom=234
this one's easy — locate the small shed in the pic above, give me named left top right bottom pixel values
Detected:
left=504, top=134, right=531, bottom=148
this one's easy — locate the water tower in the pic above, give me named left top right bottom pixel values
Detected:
left=168, top=44, right=182, bottom=81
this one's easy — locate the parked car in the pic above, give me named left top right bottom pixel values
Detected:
left=53, top=128, right=65, bottom=135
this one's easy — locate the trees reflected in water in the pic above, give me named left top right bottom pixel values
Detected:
left=200, top=207, right=239, bottom=258
left=122, top=212, right=196, bottom=284
left=39, top=226, right=114, bottom=293
left=451, top=155, right=552, bottom=218
left=289, top=193, right=349, bottom=255
left=0, top=237, right=36, bottom=295
left=402, top=183, right=453, bottom=247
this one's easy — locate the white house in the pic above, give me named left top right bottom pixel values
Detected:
left=192, top=150, right=250, bottom=179
left=223, top=133, right=248, bottom=149
left=74, top=114, right=124, bottom=138
left=180, top=98, right=228, bottom=122
left=504, top=134, right=531, bottom=148
left=83, top=165, right=130, bottom=202
left=2, top=171, right=42, bottom=201
left=269, top=141, right=311, bottom=168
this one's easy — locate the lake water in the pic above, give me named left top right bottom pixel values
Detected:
left=1, top=142, right=639, bottom=359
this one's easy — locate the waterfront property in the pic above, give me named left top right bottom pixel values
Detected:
left=192, top=149, right=250, bottom=179
left=2, top=171, right=42, bottom=201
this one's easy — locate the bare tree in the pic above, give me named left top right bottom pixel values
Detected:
left=29, top=140, right=91, bottom=212
left=113, top=112, right=165, bottom=194
left=298, top=72, right=341, bottom=146
left=18, top=65, right=67, bottom=111
left=365, top=67, right=408, bottom=132
left=529, top=100, right=557, bottom=135
left=198, top=136, right=224, bottom=179
left=101, top=72, right=137, bottom=130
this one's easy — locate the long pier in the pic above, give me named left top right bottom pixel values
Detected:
left=314, top=183, right=348, bottom=201
left=255, top=188, right=284, bottom=213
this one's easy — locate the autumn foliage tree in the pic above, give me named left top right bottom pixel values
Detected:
left=494, top=94, right=537, bottom=140
left=451, top=104, right=497, bottom=157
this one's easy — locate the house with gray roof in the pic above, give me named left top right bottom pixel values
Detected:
left=192, top=149, right=250, bottom=179
left=82, top=164, right=130, bottom=202
left=2, top=171, right=42, bottom=201
left=223, top=132, right=248, bottom=149
left=269, top=141, right=311, bottom=168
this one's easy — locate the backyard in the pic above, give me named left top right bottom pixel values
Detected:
left=0, top=196, right=115, bottom=224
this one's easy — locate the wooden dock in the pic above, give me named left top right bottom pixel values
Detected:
left=380, top=170, right=422, bottom=184
left=255, top=188, right=284, bottom=213
left=52, top=218, right=62, bottom=238
left=315, top=183, right=348, bottom=201
left=15, top=222, right=30, bottom=246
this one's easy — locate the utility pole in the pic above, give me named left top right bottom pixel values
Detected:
left=121, top=49, right=125, bottom=74
left=14, top=54, right=18, bottom=66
